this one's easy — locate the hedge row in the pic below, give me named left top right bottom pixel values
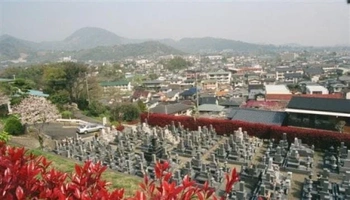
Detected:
left=140, top=113, right=350, bottom=150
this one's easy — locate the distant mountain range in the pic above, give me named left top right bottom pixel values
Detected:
left=0, top=27, right=181, bottom=62
left=158, top=37, right=276, bottom=53
left=1, top=26, right=347, bottom=63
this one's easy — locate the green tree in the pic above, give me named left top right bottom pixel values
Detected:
left=0, top=79, right=34, bottom=97
left=122, top=104, right=140, bottom=122
left=48, top=90, right=70, bottom=109
left=137, top=100, right=147, bottom=112
left=98, top=64, right=124, bottom=81
left=149, top=73, right=158, bottom=80
left=4, top=115, right=24, bottom=136
left=61, top=111, right=73, bottom=119
left=110, top=103, right=140, bottom=122
left=41, top=62, right=101, bottom=106
left=61, top=62, right=88, bottom=103
left=42, top=66, right=67, bottom=94
left=0, top=65, right=45, bottom=89
left=87, top=101, right=106, bottom=117
left=164, top=57, right=190, bottom=71
left=12, top=79, right=35, bottom=93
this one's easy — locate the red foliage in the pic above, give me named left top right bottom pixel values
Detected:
left=0, top=142, right=239, bottom=200
left=116, top=125, right=125, bottom=131
left=140, top=113, right=350, bottom=149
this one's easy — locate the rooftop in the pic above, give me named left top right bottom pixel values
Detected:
left=198, top=104, right=224, bottom=112
left=142, top=80, right=163, bottom=84
left=227, top=108, right=287, bottom=126
left=305, top=85, right=328, bottom=91
left=265, top=85, right=291, bottom=94
left=208, top=71, right=231, bottom=75
left=149, top=103, right=193, bottom=114
left=28, top=90, right=49, bottom=97
left=287, top=96, right=350, bottom=114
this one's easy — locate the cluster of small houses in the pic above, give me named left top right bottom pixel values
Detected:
left=98, top=62, right=350, bottom=134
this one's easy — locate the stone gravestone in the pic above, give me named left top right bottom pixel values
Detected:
left=102, top=117, right=107, bottom=126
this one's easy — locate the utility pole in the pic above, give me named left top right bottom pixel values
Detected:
left=85, top=73, right=90, bottom=103
left=195, top=71, right=199, bottom=117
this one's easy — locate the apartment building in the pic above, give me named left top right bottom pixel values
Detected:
left=275, top=66, right=303, bottom=81
left=207, top=71, right=232, bottom=84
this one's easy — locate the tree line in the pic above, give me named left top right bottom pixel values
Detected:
left=0, top=62, right=146, bottom=125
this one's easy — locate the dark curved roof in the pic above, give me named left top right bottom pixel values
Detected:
left=227, top=108, right=287, bottom=126
left=287, top=96, right=350, bottom=113
left=150, top=103, right=193, bottom=114
left=180, top=87, right=198, bottom=97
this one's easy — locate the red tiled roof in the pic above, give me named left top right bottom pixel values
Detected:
left=265, top=93, right=344, bottom=101
left=243, top=100, right=279, bottom=107
left=242, top=100, right=288, bottom=111
left=265, top=94, right=293, bottom=101
left=132, top=90, right=150, bottom=99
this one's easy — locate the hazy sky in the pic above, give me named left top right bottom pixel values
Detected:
left=1, top=0, right=349, bottom=46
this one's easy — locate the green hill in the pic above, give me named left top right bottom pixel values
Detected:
left=73, top=41, right=185, bottom=61
left=159, top=37, right=276, bottom=53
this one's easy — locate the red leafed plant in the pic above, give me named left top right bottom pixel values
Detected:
left=0, top=142, right=239, bottom=200
left=137, top=161, right=239, bottom=200
left=116, top=125, right=125, bottom=131
left=140, top=113, right=349, bottom=150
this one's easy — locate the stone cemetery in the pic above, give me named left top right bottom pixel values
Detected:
left=283, top=137, right=315, bottom=174
left=52, top=121, right=350, bottom=199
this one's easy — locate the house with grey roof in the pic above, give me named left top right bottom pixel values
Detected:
left=227, top=108, right=287, bottom=126
left=198, top=104, right=225, bottom=116
left=329, top=83, right=347, bottom=93
left=149, top=102, right=193, bottom=115
left=218, top=98, right=244, bottom=108
left=199, top=96, right=217, bottom=105
left=247, top=84, right=265, bottom=100
left=284, top=73, right=303, bottom=84
left=304, top=67, right=324, bottom=78
left=164, top=90, right=182, bottom=102
left=339, top=75, right=350, bottom=87
left=142, top=80, right=163, bottom=91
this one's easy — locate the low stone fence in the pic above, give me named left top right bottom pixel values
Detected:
left=56, top=119, right=89, bottom=126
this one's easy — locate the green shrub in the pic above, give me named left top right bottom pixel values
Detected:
left=4, top=116, right=24, bottom=136
left=87, top=101, right=106, bottom=117
left=77, top=98, right=89, bottom=110
left=10, top=96, right=23, bottom=106
left=110, top=104, right=140, bottom=122
left=0, top=131, right=10, bottom=142
left=61, top=111, right=73, bottom=119
left=110, top=121, right=120, bottom=127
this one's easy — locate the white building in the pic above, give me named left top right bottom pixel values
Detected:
left=100, top=81, right=133, bottom=92
left=136, top=59, right=148, bottom=65
left=305, top=85, right=329, bottom=95
left=207, top=71, right=232, bottom=84
left=265, top=85, right=292, bottom=95
left=207, top=55, right=223, bottom=60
